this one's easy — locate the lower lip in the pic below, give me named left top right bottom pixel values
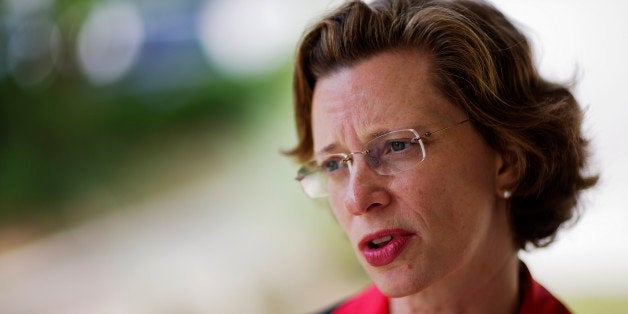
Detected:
left=361, top=235, right=413, bottom=267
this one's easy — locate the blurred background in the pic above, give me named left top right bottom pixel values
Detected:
left=0, top=0, right=626, bottom=313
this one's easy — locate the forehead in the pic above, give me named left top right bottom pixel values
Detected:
left=311, top=50, right=462, bottom=153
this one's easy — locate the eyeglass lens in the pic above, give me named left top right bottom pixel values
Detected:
left=298, top=129, right=425, bottom=198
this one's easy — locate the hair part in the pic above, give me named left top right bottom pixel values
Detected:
left=286, top=0, right=598, bottom=249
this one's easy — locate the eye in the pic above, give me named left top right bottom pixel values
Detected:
left=389, top=141, right=408, bottom=152
left=320, top=156, right=345, bottom=174
left=384, top=139, right=414, bottom=153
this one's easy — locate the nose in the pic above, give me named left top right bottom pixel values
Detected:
left=343, top=155, right=391, bottom=216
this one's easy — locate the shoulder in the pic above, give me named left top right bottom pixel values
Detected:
left=316, top=285, right=388, bottom=314
left=519, top=263, right=572, bottom=314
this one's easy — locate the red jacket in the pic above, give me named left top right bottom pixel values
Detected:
left=325, top=263, right=571, bottom=314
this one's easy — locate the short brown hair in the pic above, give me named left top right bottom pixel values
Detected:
left=286, top=0, right=597, bottom=249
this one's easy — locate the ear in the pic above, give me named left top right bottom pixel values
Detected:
left=495, top=148, right=519, bottom=199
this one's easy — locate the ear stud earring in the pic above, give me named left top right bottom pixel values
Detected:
left=503, top=190, right=512, bottom=199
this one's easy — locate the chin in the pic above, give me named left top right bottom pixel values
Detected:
left=366, top=263, right=432, bottom=298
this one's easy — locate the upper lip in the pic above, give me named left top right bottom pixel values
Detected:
left=358, top=228, right=415, bottom=250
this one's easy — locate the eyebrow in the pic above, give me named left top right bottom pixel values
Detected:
left=316, top=143, right=338, bottom=156
left=314, top=128, right=399, bottom=156
left=369, top=128, right=392, bottom=139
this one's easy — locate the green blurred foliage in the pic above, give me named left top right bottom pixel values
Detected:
left=0, top=0, right=292, bottom=228
left=0, top=73, right=285, bottom=217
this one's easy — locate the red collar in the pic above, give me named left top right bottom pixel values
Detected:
left=518, top=263, right=571, bottom=314
left=330, top=263, right=571, bottom=314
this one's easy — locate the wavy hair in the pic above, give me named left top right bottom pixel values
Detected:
left=286, top=0, right=598, bottom=249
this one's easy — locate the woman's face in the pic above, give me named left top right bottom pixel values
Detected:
left=310, top=50, right=515, bottom=297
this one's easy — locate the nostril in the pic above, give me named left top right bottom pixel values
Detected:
left=368, top=203, right=383, bottom=211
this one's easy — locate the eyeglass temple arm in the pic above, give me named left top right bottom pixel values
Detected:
left=423, top=118, right=470, bottom=137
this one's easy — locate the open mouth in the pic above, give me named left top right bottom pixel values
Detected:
left=368, top=235, right=393, bottom=249
left=359, top=229, right=415, bottom=267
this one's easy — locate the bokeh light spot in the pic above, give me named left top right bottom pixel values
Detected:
left=77, top=1, right=144, bottom=85
left=197, top=0, right=296, bottom=76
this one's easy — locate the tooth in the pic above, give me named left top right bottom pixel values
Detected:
left=372, top=235, right=393, bottom=245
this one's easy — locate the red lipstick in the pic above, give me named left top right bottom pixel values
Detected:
left=359, top=229, right=414, bottom=267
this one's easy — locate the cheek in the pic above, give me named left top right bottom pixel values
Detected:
left=328, top=196, right=351, bottom=230
left=392, top=151, right=496, bottom=238
left=424, top=137, right=497, bottom=206
left=390, top=170, right=450, bottom=232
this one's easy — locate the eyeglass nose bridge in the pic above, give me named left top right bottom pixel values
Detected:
left=342, top=149, right=382, bottom=174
